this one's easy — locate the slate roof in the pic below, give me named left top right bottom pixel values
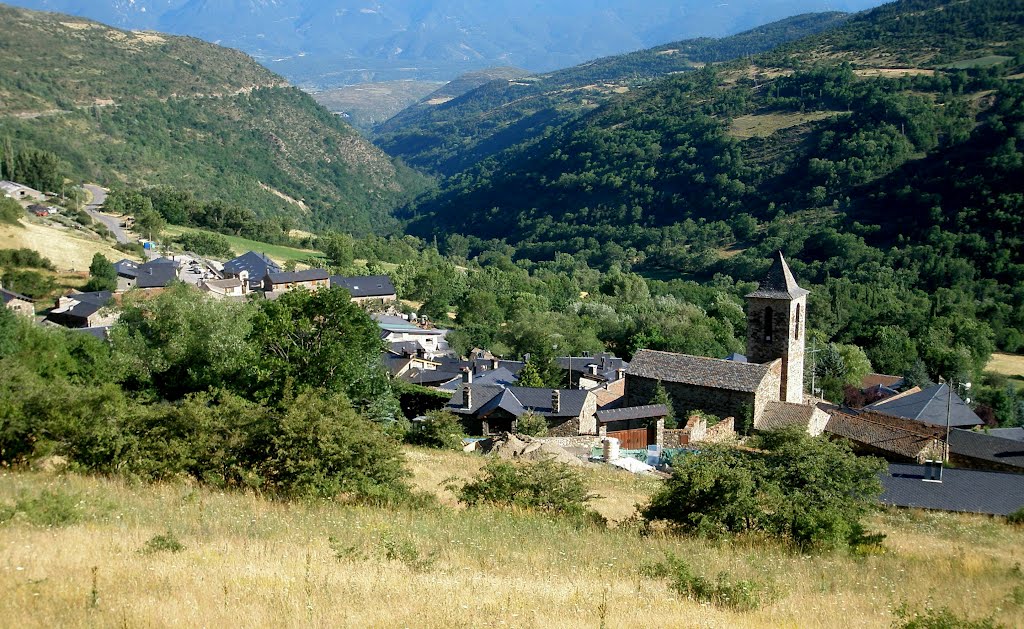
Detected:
left=987, top=428, right=1024, bottom=442
left=825, top=408, right=944, bottom=461
left=724, top=353, right=748, bottom=363
left=866, top=383, right=983, bottom=428
left=628, top=349, right=774, bottom=393
left=596, top=404, right=669, bottom=423
left=376, top=314, right=444, bottom=336
left=223, top=251, right=281, bottom=281
left=746, top=251, right=809, bottom=300
left=758, top=401, right=819, bottom=431
left=558, top=353, right=627, bottom=381
left=449, top=384, right=591, bottom=418
left=948, top=429, right=1024, bottom=470
left=1, top=287, right=32, bottom=304
left=880, top=463, right=1024, bottom=516
left=399, top=369, right=462, bottom=386
left=148, top=256, right=180, bottom=267
left=136, top=262, right=179, bottom=289
left=71, top=326, right=112, bottom=341
left=331, top=274, right=396, bottom=298
left=438, top=367, right=519, bottom=391
left=69, top=291, right=113, bottom=306
left=113, top=259, right=139, bottom=279
left=266, top=269, right=330, bottom=285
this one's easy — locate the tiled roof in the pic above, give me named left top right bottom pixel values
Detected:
left=866, top=383, right=983, bottom=428
left=628, top=349, right=773, bottom=393
left=745, top=251, right=809, bottom=300
left=948, top=429, right=1024, bottom=470
left=266, top=269, right=330, bottom=284
left=593, top=378, right=626, bottom=409
left=862, top=373, right=904, bottom=390
left=881, top=463, right=1024, bottom=516
left=758, top=401, right=817, bottom=431
left=825, top=409, right=944, bottom=461
left=596, top=404, right=669, bottom=423
left=330, top=274, right=396, bottom=298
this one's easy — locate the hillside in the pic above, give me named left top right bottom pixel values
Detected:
left=0, top=4, right=428, bottom=235
left=2, top=450, right=1022, bottom=627
left=7, top=1, right=886, bottom=87
left=375, top=12, right=854, bottom=176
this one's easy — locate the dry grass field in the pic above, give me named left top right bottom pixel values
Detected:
left=1, top=447, right=1022, bottom=628
left=0, top=219, right=135, bottom=272
left=728, top=111, right=843, bottom=139
left=986, top=352, right=1024, bottom=381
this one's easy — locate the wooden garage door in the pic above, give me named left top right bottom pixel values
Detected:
left=608, top=426, right=656, bottom=450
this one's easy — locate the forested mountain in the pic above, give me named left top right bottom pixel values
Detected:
left=375, top=12, right=854, bottom=176
left=7, top=0, right=885, bottom=86
left=0, top=4, right=428, bottom=235
left=397, top=0, right=1024, bottom=363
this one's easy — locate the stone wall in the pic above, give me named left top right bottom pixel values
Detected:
left=752, top=360, right=783, bottom=429
left=626, top=375, right=757, bottom=429
left=546, top=416, right=581, bottom=438
left=539, top=435, right=603, bottom=449
left=701, top=417, right=736, bottom=443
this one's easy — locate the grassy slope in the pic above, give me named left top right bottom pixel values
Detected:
left=0, top=217, right=138, bottom=271
left=1, top=448, right=1022, bottom=627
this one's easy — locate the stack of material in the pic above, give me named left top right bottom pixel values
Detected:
left=479, top=433, right=584, bottom=467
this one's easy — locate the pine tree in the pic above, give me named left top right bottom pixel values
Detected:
left=518, top=359, right=545, bottom=388
left=652, top=380, right=677, bottom=429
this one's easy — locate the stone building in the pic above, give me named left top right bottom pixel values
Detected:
left=448, top=377, right=598, bottom=437
left=625, top=252, right=815, bottom=430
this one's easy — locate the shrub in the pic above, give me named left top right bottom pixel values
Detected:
left=455, top=458, right=603, bottom=524
left=893, top=604, right=1005, bottom=629
left=516, top=411, right=548, bottom=437
left=1007, top=507, right=1024, bottom=526
left=643, top=427, right=885, bottom=550
left=0, top=248, right=55, bottom=271
left=9, top=489, right=81, bottom=527
left=0, top=197, right=22, bottom=224
left=406, top=410, right=466, bottom=450
left=1, top=268, right=55, bottom=299
left=142, top=531, right=185, bottom=554
left=115, top=241, right=146, bottom=258
left=642, top=554, right=774, bottom=612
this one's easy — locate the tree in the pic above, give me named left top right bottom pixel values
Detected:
left=643, top=428, right=885, bottom=550
left=248, top=287, right=397, bottom=419
left=0, top=197, right=21, bottom=225
left=135, top=207, right=166, bottom=242
left=517, top=359, right=546, bottom=388
left=652, top=380, right=677, bottom=429
left=405, top=410, right=466, bottom=450
left=84, top=253, right=117, bottom=292
left=320, top=232, right=355, bottom=268
left=516, top=411, right=548, bottom=437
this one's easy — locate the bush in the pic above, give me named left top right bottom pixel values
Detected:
left=455, top=458, right=603, bottom=524
left=893, top=604, right=1004, bottom=629
left=0, top=248, right=55, bottom=271
left=1, top=268, right=55, bottom=299
left=1007, top=507, right=1024, bottom=526
left=406, top=410, right=466, bottom=450
left=516, top=411, right=548, bottom=437
left=115, top=241, right=146, bottom=258
left=1, top=489, right=82, bottom=527
left=0, top=196, right=22, bottom=225
left=642, top=554, right=774, bottom=612
left=141, top=531, right=185, bottom=554
left=643, top=427, right=885, bottom=550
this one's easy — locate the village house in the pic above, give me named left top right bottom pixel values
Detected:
left=113, top=259, right=140, bottom=291
left=263, top=269, right=330, bottom=293
left=0, top=180, right=45, bottom=202
left=558, top=352, right=627, bottom=389
left=200, top=277, right=248, bottom=299
left=135, top=259, right=182, bottom=289
left=375, top=314, right=450, bottom=358
left=624, top=252, right=817, bottom=432
left=448, top=371, right=598, bottom=437
left=46, top=291, right=118, bottom=329
left=222, top=251, right=281, bottom=290
left=1, top=283, right=34, bottom=318
left=865, top=383, right=984, bottom=428
left=330, top=274, right=397, bottom=305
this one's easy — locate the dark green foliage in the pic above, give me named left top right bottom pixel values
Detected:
left=174, top=231, right=233, bottom=258
left=406, top=410, right=466, bottom=450
left=141, top=532, right=185, bottom=555
left=1008, top=507, right=1024, bottom=526
left=651, top=380, right=677, bottom=429
left=516, top=412, right=548, bottom=438
left=894, top=604, right=1005, bottom=629
left=11, top=148, right=66, bottom=194
left=456, top=458, right=601, bottom=523
left=642, top=554, right=774, bottom=612
left=0, top=248, right=54, bottom=270
left=248, top=287, right=398, bottom=418
left=84, top=253, right=117, bottom=292
left=0, top=197, right=22, bottom=225
left=643, top=428, right=885, bottom=550
left=0, top=268, right=55, bottom=299
left=394, top=381, right=451, bottom=419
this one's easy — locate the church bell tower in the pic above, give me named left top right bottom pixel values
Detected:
left=745, top=251, right=808, bottom=404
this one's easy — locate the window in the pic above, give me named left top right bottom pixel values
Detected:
left=795, top=304, right=802, bottom=340
left=763, top=307, right=773, bottom=342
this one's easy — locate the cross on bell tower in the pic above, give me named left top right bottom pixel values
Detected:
left=745, top=251, right=809, bottom=404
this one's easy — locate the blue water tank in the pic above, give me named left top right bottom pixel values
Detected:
left=143, top=241, right=153, bottom=250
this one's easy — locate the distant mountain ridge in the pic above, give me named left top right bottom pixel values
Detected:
left=7, top=0, right=886, bottom=86
left=0, top=4, right=427, bottom=234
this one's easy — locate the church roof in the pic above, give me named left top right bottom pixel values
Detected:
left=628, top=350, right=775, bottom=393
left=746, top=251, right=809, bottom=300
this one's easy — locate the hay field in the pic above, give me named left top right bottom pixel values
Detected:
left=1, top=447, right=1022, bottom=628
left=986, top=352, right=1024, bottom=381
left=0, top=219, right=134, bottom=272
left=729, top=111, right=842, bottom=139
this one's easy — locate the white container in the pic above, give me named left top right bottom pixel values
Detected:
left=603, top=437, right=620, bottom=462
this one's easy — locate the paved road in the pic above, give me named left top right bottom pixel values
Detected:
left=83, top=183, right=129, bottom=244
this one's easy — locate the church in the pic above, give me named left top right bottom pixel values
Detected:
left=624, top=251, right=829, bottom=434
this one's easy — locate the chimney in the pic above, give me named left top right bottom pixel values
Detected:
left=463, top=383, right=473, bottom=410
left=462, top=368, right=473, bottom=385
left=616, top=368, right=626, bottom=381
left=588, top=364, right=599, bottom=376
left=551, top=389, right=561, bottom=413
left=491, top=358, right=500, bottom=370
left=416, top=348, right=425, bottom=360
left=601, top=355, right=608, bottom=369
